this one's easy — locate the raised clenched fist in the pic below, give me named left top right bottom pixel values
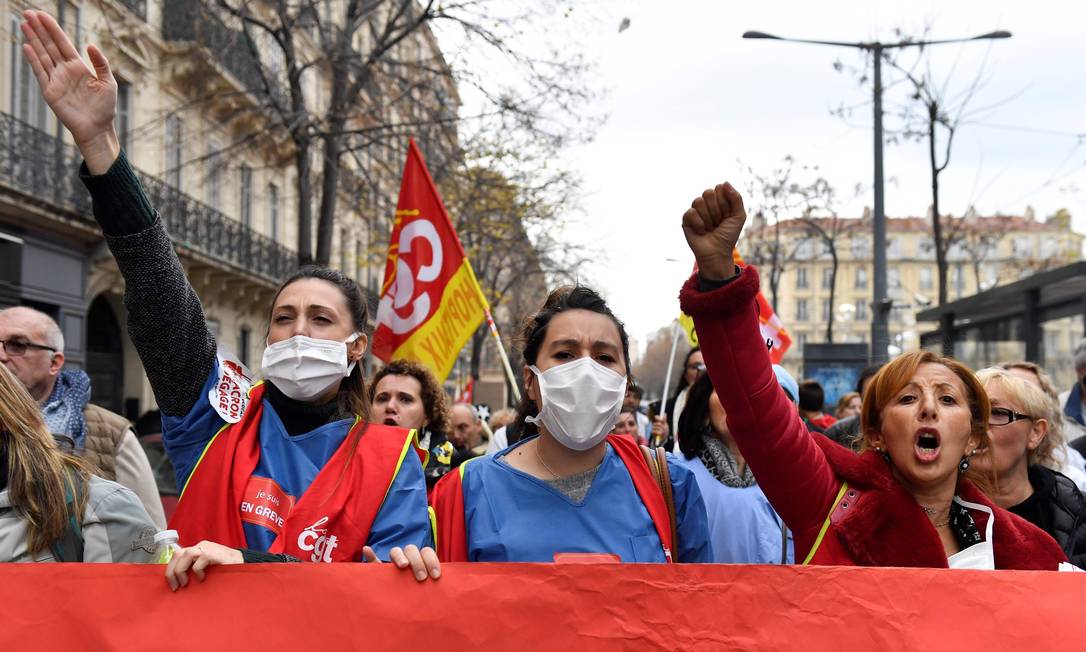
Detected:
left=681, top=183, right=747, bottom=281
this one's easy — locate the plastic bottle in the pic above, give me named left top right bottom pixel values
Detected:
left=154, top=530, right=180, bottom=564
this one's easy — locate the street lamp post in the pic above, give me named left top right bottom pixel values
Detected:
left=743, top=29, right=1011, bottom=365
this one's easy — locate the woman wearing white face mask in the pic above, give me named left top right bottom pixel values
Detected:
left=18, top=11, right=437, bottom=583
left=430, top=286, right=712, bottom=563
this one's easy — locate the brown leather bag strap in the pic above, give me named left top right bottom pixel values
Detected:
left=655, top=446, right=679, bottom=556
left=639, top=445, right=680, bottom=557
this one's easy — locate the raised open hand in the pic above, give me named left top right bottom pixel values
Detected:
left=20, top=10, right=119, bottom=173
left=681, top=182, right=747, bottom=281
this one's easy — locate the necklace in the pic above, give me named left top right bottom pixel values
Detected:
left=920, top=502, right=952, bottom=528
left=535, top=440, right=560, bottom=479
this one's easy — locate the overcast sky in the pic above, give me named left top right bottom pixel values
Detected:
left=557, top=0, right=1086, bottom=354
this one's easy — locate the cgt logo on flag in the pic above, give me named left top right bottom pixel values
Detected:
left=372, top=139, right=490, bottom=381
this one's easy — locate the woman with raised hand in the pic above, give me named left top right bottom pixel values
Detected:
left=0, top=364, right=157, bottom=562
left=678, top=180, right=1065, bottom=569
left=430, top=285, right=712, bottom=563
left=19, top=11, right=435, bottom=579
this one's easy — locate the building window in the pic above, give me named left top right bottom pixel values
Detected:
left=856, top=301, right=869, bottom=320
left=238, top=326, right=251, bottom=367
left=10, top=14, right=48, bottom=130
left=115, top=80, right=132, bottom=153
left=888, top=267, right=901, bottom=289
left=850, top=237, right=871, bottom=259
left=206, top=138, right=223, bottom=210
left=822, top=299, right=833, bottom=321
left=1013, top=237, right=1034, bottom=258
left=952, top=264, right=965, bottom=298
left=887, top=237, right=902, bottom=259
left=1040, top=237, right=1059, bottom=259
left=796, top=266, right=809, bottom=289
left=795, top=240, right=814, bottom=260
left=919, top=266, right=933, bottom=291
left=822, top=267, right=834, bottom=290
left=855, top=267, right=868, bottom=289
left=165, top=115, right=183, bottom=189
left=795, top=299, right=809, bottom=322
left=239, top=165, right=252, bottom=227
left=268, top=183, right=280, bottom=241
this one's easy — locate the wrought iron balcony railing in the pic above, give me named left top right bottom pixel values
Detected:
left=0, top=112, right=296, bottom=285
left=162, top=0, right=267, bottom=97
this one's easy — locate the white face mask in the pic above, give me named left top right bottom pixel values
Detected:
left=261, top=333, right=361, bottom=402
left=525, top=357, right=627, bottom=451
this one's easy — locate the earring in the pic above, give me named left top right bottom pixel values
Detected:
left=959, top=456, right=970, bottom=472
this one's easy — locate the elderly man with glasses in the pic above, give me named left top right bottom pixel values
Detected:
left=0, top=306, right=165, bottom=528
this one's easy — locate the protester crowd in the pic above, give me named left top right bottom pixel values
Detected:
left=3, top=11, right=1086, bottom=586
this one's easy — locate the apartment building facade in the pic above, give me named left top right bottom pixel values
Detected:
left=763, top=212, right=1084, bottom=383
left=0, top=0, right=457, bottom=418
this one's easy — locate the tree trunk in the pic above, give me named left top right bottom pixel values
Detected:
left=825, top=244, right=838, bottom=343
left=315, top=125, right=344, bottom=265
left=929, top=103, right=949, bottom=306
left=294, top=144, right=314, bottom=266
left=770, top=221, right=782, bottom=311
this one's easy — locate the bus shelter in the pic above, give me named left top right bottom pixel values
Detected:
left=917, top=261, right=1086, bottom=388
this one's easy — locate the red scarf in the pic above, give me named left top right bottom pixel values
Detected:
left=169, top=383, right=423, bottom=561
left=430, top=434, right=675, bottom=562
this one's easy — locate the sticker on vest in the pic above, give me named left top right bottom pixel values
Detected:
left=210, top=348, right=254, bottom=424
left=297, top=516, right=339, bottom=563
left=240, top=476, right=296, bottom=535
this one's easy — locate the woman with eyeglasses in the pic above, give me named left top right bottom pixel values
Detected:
left=651, top=348, right=704, bottom=452
left=974, top=368, right=1086, bottom=566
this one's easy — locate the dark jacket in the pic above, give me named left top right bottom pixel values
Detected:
left=822, top=415, right=862, bottom=451
left=1015, top=465, right=1086, bottom=568
left=680, top=265, right=1067, bottom=569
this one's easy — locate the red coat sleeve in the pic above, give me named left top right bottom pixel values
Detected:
left=679, top=266, right=841, bottom=548
left=429, top=466, right=469, bottom=562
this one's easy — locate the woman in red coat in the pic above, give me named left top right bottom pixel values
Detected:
left=678, top=181, right=1066, bottom=569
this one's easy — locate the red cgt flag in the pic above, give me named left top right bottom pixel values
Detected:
left=371, top=139, right=489, bottom=381
left=679, top=253, right=792, bottom=363
left=733, top=248, right=791, bottom=363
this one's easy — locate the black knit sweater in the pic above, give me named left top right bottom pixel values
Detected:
left=79, top=152, right=336, bottom=433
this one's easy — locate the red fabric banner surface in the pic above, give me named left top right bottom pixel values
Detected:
left=5, top=563, right=1083, bottom=650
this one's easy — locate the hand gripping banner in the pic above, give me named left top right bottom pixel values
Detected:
left=372, top=139, right=489, bottom=380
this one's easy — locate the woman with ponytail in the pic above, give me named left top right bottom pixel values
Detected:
left=19, top=11, right=435, bottom=582
left=0, top=364, right=157, bottom=562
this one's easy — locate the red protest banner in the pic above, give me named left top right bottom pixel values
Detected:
left=4, top=563, right=1085, bottom=650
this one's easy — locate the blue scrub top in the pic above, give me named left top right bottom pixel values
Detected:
left=161, top=359, right=431, bottom=558
left=459, top=437, right=713, bottom=562
left=673, top=454, right=794, bottom=564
